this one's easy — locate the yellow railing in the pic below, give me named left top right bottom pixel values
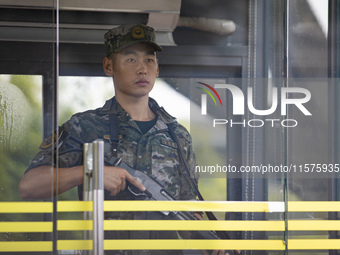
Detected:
left=1, top=201, right=340, bottom=252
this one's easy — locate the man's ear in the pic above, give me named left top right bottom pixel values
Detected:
left=156, top=59, right=159, bottom=77
left=103, top=57, right=113, bottom=76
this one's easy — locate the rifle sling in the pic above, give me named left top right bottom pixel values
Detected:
left=167, top=123, right=231, bottom=240
left=166, top=124, right=220, bottom=219
left=109, top=114, right=120, bottom=157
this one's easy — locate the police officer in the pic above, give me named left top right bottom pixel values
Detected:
left=19, top=24, right=231, bottom=255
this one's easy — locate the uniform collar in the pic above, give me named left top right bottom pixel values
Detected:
left=99, top=97, right=177, bottom=124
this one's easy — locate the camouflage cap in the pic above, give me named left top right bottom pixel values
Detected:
left=104, top=24, right=162, bottom=56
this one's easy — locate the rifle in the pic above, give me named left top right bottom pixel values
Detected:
left=56, top=130, right=240, bottom=254
left=108, top=157, right=241, bottom=255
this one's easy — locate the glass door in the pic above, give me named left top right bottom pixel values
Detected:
left=1, top=1, right=340, bottom=255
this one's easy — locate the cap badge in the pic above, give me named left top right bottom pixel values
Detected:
left=131, top=26, right=145, bottom=39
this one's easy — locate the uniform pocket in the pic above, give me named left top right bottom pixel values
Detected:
left=151, top=143, right=180, bottom=198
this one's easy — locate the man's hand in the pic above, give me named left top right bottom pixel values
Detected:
left=104, top=166, right=145, bottom=196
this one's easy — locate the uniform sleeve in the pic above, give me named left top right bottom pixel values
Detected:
left=24, top=116, right=84, bottom=174
left=25, top=138, right=55, bottom=173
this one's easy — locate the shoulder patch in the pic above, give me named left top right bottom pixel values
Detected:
left=40, top=131, right=62, bottom=149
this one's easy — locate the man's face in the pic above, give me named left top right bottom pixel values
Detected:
left=110, top=43, right=159, bottom=99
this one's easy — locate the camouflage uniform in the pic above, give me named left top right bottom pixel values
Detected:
left=26, top=97, right=197, bottom=255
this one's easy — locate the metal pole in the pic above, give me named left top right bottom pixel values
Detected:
left=83, top=143, right=94, bottom=255
left=93, top=140, right=104, bottom=255
left=283, top=0, right=289, bottom=254
left=328, top=1, right=339, bottom=255
left=52, top=0, right=59, bottom=254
